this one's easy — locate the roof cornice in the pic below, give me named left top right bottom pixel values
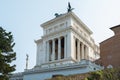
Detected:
left=41, top=12, right=92, bottom=35
left=41, top=12, right=70, bottom=28
left=70, top=12, right=93, bottom=35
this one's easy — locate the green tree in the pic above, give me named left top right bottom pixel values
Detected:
left=0, top=27, right=16, bottom=80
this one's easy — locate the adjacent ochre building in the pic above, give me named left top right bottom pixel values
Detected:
left=100, top=25, right=120, bottom=68
left=9, top=11, right=102, bottom=80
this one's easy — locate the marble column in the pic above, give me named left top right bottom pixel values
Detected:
left=58, top=37, right=61, bottom=60
left=84, top=45, right=86, bottom=60
left=77, top=40, right=80, bottom=61
left=80, top=43, right=82, bottom=60
left=81, top=43, right=84, bottom=59
left=64, top=35, right=67, bottom=58
left=87, top=47, right=89, bottom=60
left=45, top=41, right=47, bottom=62
left=67, top=32, right=72, bottom=58
left=85, top=46, right=88, bottom=60
left=47, top=41, right=49, bottom=62
left=52, top=39, right=55, bottom=61
left=74, top=38, right=76, bottom=59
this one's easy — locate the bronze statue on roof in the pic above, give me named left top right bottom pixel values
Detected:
left=55, top=2, right=74, bottom=17
left=67, top=2, right=74, bottom=12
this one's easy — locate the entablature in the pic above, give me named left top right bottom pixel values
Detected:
left=43, top=21, right=69, bottom=36
left=71, top=27, right=96, bottom=49
left=42, top=27, right=71, bottom=40
left=41, top=12, right=93, bottom=36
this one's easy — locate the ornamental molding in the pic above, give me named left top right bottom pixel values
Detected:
left=23, top=60, right=103, bottom=75
left=71, top=27, right=95, bottom=49
left=42, top=27, right=70, bottom=40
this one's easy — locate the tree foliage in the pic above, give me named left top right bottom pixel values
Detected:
left=0, top=27, right=16, bottom=80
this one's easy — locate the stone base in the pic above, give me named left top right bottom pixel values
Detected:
left=10, top=60, right=104, bottom=80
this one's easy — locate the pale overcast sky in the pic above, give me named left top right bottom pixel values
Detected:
left=0, top=0, right=120, bottom=72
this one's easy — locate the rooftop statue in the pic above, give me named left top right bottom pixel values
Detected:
left=26, top=54, right=29, bottom=69
left=67, top=2, right=74, bottom=12
left=54, top=2, right=74, bottom=17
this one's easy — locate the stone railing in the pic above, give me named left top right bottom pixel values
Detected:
left=24, top=59, right=103, bottom=75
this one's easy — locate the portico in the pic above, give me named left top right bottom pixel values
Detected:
left=46, top=36, right=67, bottom=61
left=44, top=35, right=90, bottom=64
left=74, top=37, right=89, bottom=61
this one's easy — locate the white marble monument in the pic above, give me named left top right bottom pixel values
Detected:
left=9, top=10, right=102, bottom=80
left=35, top=12, right=99, bottom=68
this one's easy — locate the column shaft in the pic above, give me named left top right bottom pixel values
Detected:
left=82, top=43, right=84, bottom=59
left=84, top=45, right=86, bottom=60
left=74, top=38, right=76, bottom=59
left=85, top=46, right=89, bottom=60
left=52, top=39, right=55, bottom=61
left=58, top=37, right=61, bottom=60
left=80, top=43, right=82, bottom=60
left=84, top=45, right=88, bottom=60
left=46, top=41, right=49, bottom=62
left=64, top=35, right=67, bottom=58
left=77, top=40, right=80, bottom=61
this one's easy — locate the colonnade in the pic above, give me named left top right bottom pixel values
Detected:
left=46, top=36, right=67, bottom=61
left=45, top=35, right=89, bottom=62
left=74, top=38, right=89, bottom=61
